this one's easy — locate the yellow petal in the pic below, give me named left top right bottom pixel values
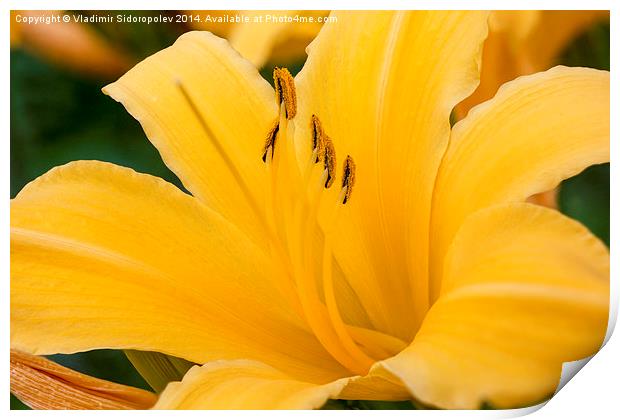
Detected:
left=103, top=31, right=278, bottom=243
left=10, top=349, right=157, bottom=409
left=457, top=11, right=609, bottom=118
left=431, top=66, right=609, bottom=300
left=338, top=364, right=411, bottom=401
left=11, top=161, right=348, bottom=383
left=294, top=11, right=489, bottom=339
left=154, top=360, right=349, bottom=409
left=455, top=11, right=538, bottom=118
left=384, top=203, right=609, bottom=409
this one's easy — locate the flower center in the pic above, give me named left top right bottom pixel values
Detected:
left=262, top=68, right=381, bottom=375
left=176, top=69, right=404, bottom=376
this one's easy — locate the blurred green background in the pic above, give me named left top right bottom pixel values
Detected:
left=10, top=11, right=610, bottom=409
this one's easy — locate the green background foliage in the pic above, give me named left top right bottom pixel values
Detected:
left=9, top=12, right=610, bottom=409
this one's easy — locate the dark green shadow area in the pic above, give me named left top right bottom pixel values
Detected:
left=10, top=394, right=29, bottom=410
left=47, top=351, right=151, bottom=390
left=559, top=164, right=610, bottom=246
left=559, top=21, right=610, bottom=71
left=10, top=49, right=181, bottom=199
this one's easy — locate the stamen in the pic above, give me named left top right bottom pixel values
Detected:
left=261, top=120, right=280, bottom=163
left=323, top=136, right=336, bottom=188
left=311, top=114, right=325, bottom=163
left=273, top=67, right=297, bottom=119
left=293, top=171, right=371, bottom=375
left=322, top=238, right=376, bottom=370
left=341, top=155, right=356, bottom=204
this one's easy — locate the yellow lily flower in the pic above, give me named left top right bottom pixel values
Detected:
left=10, top=10, right=609, bottom=410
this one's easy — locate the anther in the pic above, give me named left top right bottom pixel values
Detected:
left=323, top=136, right=336, bottom=188
left=273, top=67, right=297, bottom=119
left=262, top=120, right=280, bottom=162
left=341, top=155, right=356, bottom=204
left=311, top=115, right=325, bottom=163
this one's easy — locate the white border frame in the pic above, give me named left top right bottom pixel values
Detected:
left=3, top=1, right=617, bottom=418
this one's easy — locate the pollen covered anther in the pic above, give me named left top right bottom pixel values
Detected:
left=311, top=114, right=325, bottom=163
left=273, top=67, right=297, bottom=119
left=262, top=120, right=280, bottom=162
left=341, top=155, right=356, bottom=204
left=323, top=136, right=336, bottom=188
